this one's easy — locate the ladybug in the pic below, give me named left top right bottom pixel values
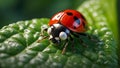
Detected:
left=39, top=9, right=87, bottom=54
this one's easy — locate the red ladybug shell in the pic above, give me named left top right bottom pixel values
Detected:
left=49, top=9, right=87, bottom=33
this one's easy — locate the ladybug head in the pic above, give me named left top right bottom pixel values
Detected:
left=47, top=23, right=70, bottom=44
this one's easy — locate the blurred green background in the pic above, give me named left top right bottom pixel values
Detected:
left=0, top=0, right=85, bottom=28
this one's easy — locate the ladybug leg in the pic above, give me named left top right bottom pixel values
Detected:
left=78, top=33, right=98, bottom=42
left=78, top=33, right=99, bottom=47
left=37, top=25, right=48, bottom=43
left=71, top=32, right=88, bottom=47
left=62, top=35, right=76, bottom=54
left=78, top=33, right=91, bottom=39
left=79, top=38, right=88, bottom=47
left=77, top=33, right=89, bottom=47
left=40, top=25, right=48, bottom=36
left=37, top=36, right=49, bottom=43
left=69, top=35, right=76, bottom=52
left=62, top=40, right=69, bottom=54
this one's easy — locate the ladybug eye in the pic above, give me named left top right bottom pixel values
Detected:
left=47, top=27, right=52, bottom=34
left=66, top=12, right=73, bottom=16
left=59, top=32, right=67, bottom=40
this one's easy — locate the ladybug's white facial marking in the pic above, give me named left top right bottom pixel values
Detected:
left=65, top=29, right=70, bottom=34
left=49, top=35, right=53, bottom=39
left=59, top=32, right=67, bottom=40
left=55, top=37, right=60, bottom=43
left=48, top=23, right=70, bottom=44
left=47, top=27, right=52, bottom=34
left=53, top=24, right=60, bottom=28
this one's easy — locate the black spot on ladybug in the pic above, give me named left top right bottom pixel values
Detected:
left=74, top=16, right=80, bottom=25
left=73, top=26, right=76, bottom=29
left=66, top=12, right=73, bottom=16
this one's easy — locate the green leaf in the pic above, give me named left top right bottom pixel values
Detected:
left=0, top=0, right=118, bottom=68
